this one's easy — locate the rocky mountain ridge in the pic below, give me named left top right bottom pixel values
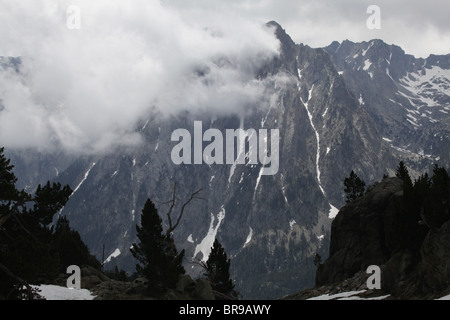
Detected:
left=325, top=39, right=450, bottom=175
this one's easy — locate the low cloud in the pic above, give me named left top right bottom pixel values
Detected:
left=2, top=1, right=448, bottom=154
left=237, top=0, right=450, bottom=58
left=0, top=0, right=280, bottom=154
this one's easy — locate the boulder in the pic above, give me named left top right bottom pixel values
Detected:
left=293, top=177, right=450, bottom=300
left=80, top=265, right=110, bottom=290
left=418, top=221, right=450, bottom=296
left=193, top=278, right=215, bottom=300
left=316, top=178, right=406, bottom=286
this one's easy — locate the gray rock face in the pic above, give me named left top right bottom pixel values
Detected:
left=325, top=40, right=450, bottom=175
left=316, top=178, right=407, bottom=286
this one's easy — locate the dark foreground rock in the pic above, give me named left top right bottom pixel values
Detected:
left=287, top=177, right=450, bottom=300
left=53, top=266, right=215, bottom=300
left=90, top=274, right=214, bottom=300
left=283, top=270, right=390, bottom=300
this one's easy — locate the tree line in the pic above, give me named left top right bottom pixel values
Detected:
left=0, top=147, right=101, bottom=299
left=0, top=147, right=237, bottom=300
left=344, top=161, right=449, bottom=229
left=343, top=161, right=449, bottom=251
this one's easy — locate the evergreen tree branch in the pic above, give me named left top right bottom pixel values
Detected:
left=0, top=199, right=38, bottom=241
left=0, top=262, right=34, bottom=300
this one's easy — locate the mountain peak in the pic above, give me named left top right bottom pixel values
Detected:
left=265, top=20, right=282, bottom=29
left=265, top=21, right=296, bottom=49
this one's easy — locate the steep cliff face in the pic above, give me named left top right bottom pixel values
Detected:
left=3, top=22, right=449, bottom=299
left=315, top=177, right=425, bottom=286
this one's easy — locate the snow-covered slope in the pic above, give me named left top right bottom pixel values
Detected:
left=32, top=285, right=96, bottom=300
left=325, top=39, right=450, bottom=176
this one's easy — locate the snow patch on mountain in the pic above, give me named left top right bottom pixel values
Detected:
left=289, top=219, right=297, bottom=229
left=307, top=290, right=390, bottom=300
left=104, top=248, right=121, bottom=265
left=32, top=285, right=96, bottom=300
left=243, top=227, right=253, bottom=248
left=363, top=59, right=372, bottom=71
left=193, top=206, right=225, bottom=262
left=359, top=94, right=365, bottom=105
left=361, top=42, right=373, bottom=57
left=399, top=65, right=450, bottom=109
left=328, top=204, right=339, bottom=219
left=300, top=84, right=326, bottom=196
left=229, top=118, right=246, bottom=183
left=71, top=162, right=96, bottom=196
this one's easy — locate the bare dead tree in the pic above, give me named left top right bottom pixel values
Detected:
left=159, top=182, right=203, bottom=238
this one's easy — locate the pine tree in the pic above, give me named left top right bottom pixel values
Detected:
left=344, top=170, right=366, bottom=203
left=313, top=253, right=322, bottom=268
left=205, top=239, right=235, bottom=298
left=0, top=147, right=90, bottom=299
left=411, top=173, right=430, bottom=215
left=0, top=147, right=28, bottom=227
left=426, top=165, right=450, bottom=228
left=0, top=147, right=20, bottom=202
left=33, top=182, right=72, bottom=226
left=396, top=161, right=413, bottom=193
left=53, top=215, right=101, bottom=270
left=130, top=199, right=185, bottom=296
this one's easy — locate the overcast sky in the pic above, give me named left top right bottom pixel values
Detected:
left=0, top=0, right=449, bottom=153
left=164, top=0, right=450, bottom=58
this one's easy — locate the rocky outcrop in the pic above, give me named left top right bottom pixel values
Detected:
left=90, top=274, right=215, bottom=300
left=283, top=270, right=386, bottom=300
left=292, top=177, right=450, bottom=300
left=420, top=221, right=450, bottom=293
left=398, top=220, right=450, bottom=299
left=315, top=177, right=420, bottom=287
